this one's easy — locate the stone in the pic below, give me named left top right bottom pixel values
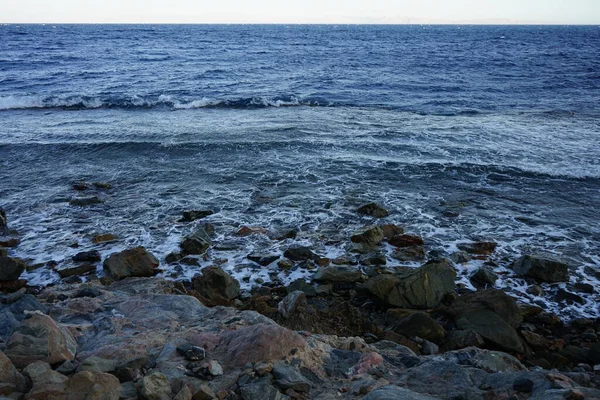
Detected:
left=351, top=226, right=384, bottom=246
left=278, top=290, right=306, bottom=319
left=360, top=251, right=387, bottom=266
left=470, top=267, right=498, bottom=287
left=236, top=226, right=269, bottom=237
left=247, top=253, right=279, bottom=266
left=365, top=259, right=456, bottom=309
left=103, top=247, right=159, bottom=280
left=69, top=196, right=103, bottom=207
left=388, top=234, right=424, bottom=248
left=389, top=312, right=446, bottom=343
left=72, top=250, right=101, bottom=263
left=278, top=259, right=294, bottom=270
left=283, top=246, right=317, bottom=261
left=443, top=347, right=525, bottom=373
left=192, top=266, right=240, bottom=300
left=180, top=210, right=214, bottom=222
left=79, top=356, right=119, bottom=373
left=177, top=344, right=206, bottom=361
left=254, top=362, right=273, bottom=376
left=56, top=263, right=96, bottom=278
left=239, top=377, right=289, bottom=400
left=207, top=360, right=223, bottom=376
left=5, top=312, right=77, bottom=368
left=390, top=246, right=425, bottom=262
left=272, top=362, right=311, bottom=393
left=399, top=360, right=475, bottom=399
left=312, top=265, right=365, bottom=283
left=512, top=254, right=569, bottom=282
left=356, top=202, right=389, bottom=218
left=180, top=225, right=213, bottom=255
left=0, top=350, right=26, bottom=394
left=457, top=241, right=497, bottom=255
left=23, top=361, right=69, bottom=399
left=449, top=251, right=471, bottom=264
left=0, top=208, right=6, bottom=236
left=0, top=236, right=19, bottom=248
left=286, top=279, right=317, bottom=297
left=0, top=257, right=26, bottom=281
left=67, top=370, right=121, bottom=400
left=359, top=385, right=438, bottom=400
left=91, top=234, right=119, bottom=244
left=381, top=224, right=404, bottom=238
left=192, top=384, right=217, bottom=400
left=527, top=285, right=544, bottom=296
left=136, top=372, right=172, bottom=400
left=443, top=330, right=485, bottom=351
left=223, top=324, right=307, bottom=366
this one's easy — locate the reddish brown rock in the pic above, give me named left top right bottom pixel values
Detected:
left=92, top=234, right=119, bottom=244
left=67, top=370, right=121, bottom=400
left=103, top=247, right=159, bottom=280
left=388, top=234, right=424, bottom=248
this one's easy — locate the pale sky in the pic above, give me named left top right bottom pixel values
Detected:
left=2, top=0, right=599, bottom=24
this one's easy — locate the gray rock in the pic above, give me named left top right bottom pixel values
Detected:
left=272, top=362, right=311, bottom=393
left=398, top=360, right=477, bottom=399
left=180, top=210, right=214, bottom=222
left=365, top=259, right=456, bottom=309
left=391, top=246, right=425, bottom=262
left=389, top=311, right=446, bottom=343
left=449, top=251, right=471, bottom=264
left=512, top=254, right=569, bottom=282
left=457, top=241, right=497, bottom=255
left=356, top=203, right=389, bottom=218
left=192, top=266, right=240, bottom=300
left=0, top=349, right=27, bottom=394
left=180, top=225, right=213, bottom=255
left=283, top=246, right=317, bottom=261
left=443, top=330, right=485, bottom=351
left=240, top=377, right=290, bottom=400
left=0, top=257, right=26, bottom=282
left=351, top=226, right=384, bottom=246
left=360, top=251, right=387, bottom=266
left=278, top=290, right=306, bottom=319
left=313, top=265, right=365, bottom=283
left=442, top=347, right=525, bottom=372
left=0, top=294, right=48, bottom=339
left=136, top=372, right=172, bottom=400
left=247, top=253, right=279, bottom=266
left=103, top=247, right=159, bottom=280
left=359, top=385, right=437, bottom=400
left=470, top=267, right=498, bottom=287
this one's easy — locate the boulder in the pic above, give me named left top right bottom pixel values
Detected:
left=0, top=208, right=6, bottom=236
left=272, top=362, right=311, bottom=393
left=72, top=250, right=101, bottom=263
left=390, top=246, right=425, bottom=262
left=470, top=267, right=498, bottom=287
left=247, top=252, right=279, bottom=266
left=443, top=330, right=485, bottom=351
left=103, top=247, right=159, bottom=280
left=457, top=241, right=497, bottom=255
left=180, top=209, right=214, bottom=222
left=389, top=311, right=446, bottom=343
left=0, top=294, right=48, bottom=339
left=180, top=225, right=213, bottom=255
left=283, top=246, right=317, bottom=261
left=5, top=312, right=77, bottom=368
left=313, top=265, right=365, bottom=283
left=356, top=203, right=389, bottom=218
left=192, top=266, right=240, bottom=301
left=222, top=324, right=307, bottom=366
left=442, top=347, right=526, bottom=372
left=56, top=262, right=96, bottom=279
left=23, top=361, right=69, bottom=399
left=351, top=226, right=384, bottom=246
left=0, top=349, right=27, bottom=394
left=0, top=236, right=19, bottom=248
left=67, top=370, right=121, bottom=400
left=364, top=259, right=456, bottom=309
left=136, top=372, right=172, bottom=400
left=512, top=254, right=569, bottom=282
left=359, top=385, right=437, bottom=400
left=278, top=290, right=307, bottom=319
left=0, top=257, right=26, bottom=281
left=91, top=234, right=119, bottom=244
left=388, top=234, right=424, bottom=248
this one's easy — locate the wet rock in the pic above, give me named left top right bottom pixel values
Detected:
left=278, top=259, right=294, bottom=270
left=390, top=246, right=425, bottom=262
left=442, top=290, right=525, bottom=353
left=0, top=208, right=6, bottom=234
left=287, top=279, right=317, bottom=297
left=356, top=203, right=389, bottom=218
left=470, top=267, right=498, bottom=287
left=360, top=251, right=387, bottom=266
left=0, top=349, right=27, bottom=394
left=165, top=252, right=183, bottom=264
left=56, top=262, right=96, bottom=278
left=313, top=265, right=365, bottom=283
left=450, top=251, right=471, bottom=264
left=180, top=225, right=213, bottom=255
left=5, top=311, right=77, bottom=368
left=388, top=311, right=446, bottom=343
left=180, top=209, right=214, bottom=222
left=272, top=362, right=311, bottom=393
left=512, top=254, right=569, bottom=283
left=69, top=196, right=103, bottom=207
left=572, top=282, right=594, bottom=294
left=0, top=257, right=26, bottom=281
left=236, top=226, right=269, bottom=237
left=103, top=247, right=159, bottom=280
left=359, top=385, right=437, bottom=400
left=365, top=259, right=456, bottom=309
left=283, top=246, right=317, bottom=261
left=73, top=182, right=90, bottom=191
left=67, top=370, right=121, bottom=400
left=380, top=224, right=404, bottom=239
left=136, top=372, right=172, bottom=400
left=388, top=234, right=424, bottom=248
left=555, top=289, right=585, bottom=305
left=457, top=241, right=497, bottom=255
left=222, top=324, right=307, bottom=366
left=247, top=252, right=279, bottom=266
left=72, top=250, right=101, bottom=263
left=0, top=248, right=6, bottom=257
left=91, top=233, right=119, bottom=244
left=351, top=226, right=384, bottom=246
left=278, top=290, right=306, bottom=319
left=527, top=285, right=544, bottom=296
left=0, top=236, right=19, bottom=248
left=92, top=182, right=112, bottom=190
left=443, top=330, right=485, bottom=351
left=192, top=266, right=240, bottom=301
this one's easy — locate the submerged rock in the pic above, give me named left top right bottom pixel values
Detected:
left=103, top=247, right=159, bottom=280
left=69, top=196, right=103, bottom=207
left=365, top=259, right=456, bottom=309
left=512, top=254, right=569, bottom=282
left=180, top=209, right=214, bottom=222
left=91, top=233, right=119, bottom=244
left=356, top=203, right=389, bottom=218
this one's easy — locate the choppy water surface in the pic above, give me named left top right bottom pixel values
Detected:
left=1, top=25, right=599, bottom=318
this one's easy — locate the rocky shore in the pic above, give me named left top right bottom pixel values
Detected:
left=1, top=202, right=600, bottom=400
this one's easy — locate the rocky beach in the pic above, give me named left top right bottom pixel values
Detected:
left=2, top=200, right=600, bottom=400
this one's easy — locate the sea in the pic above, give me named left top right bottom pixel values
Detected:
left=0, top=24, right=599, bottom=319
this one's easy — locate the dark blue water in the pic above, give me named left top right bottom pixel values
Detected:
left=1, top=25, right=599, bottom=317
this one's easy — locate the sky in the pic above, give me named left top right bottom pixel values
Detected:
left=2, top=0, right=599, bottom=24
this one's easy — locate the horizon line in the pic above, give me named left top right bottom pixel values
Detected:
left=2, top=22, right=600, bottom=26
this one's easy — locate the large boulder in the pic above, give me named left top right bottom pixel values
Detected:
left=364, top=259, right=456, bottom=309
left=0, top=294, right=48, bottom=339
left=313, top=266, right=365, bottom=283
left=67, top=370, right=121, bottom=400
left=397, top=361, right=477, bottom=399
left=441, top=290, right=525, bottom=353
left=23, top=361, right=70, bottom=399
left=180, top=225, right=213, bottom=255
left=5, top=311, right=77, bottom=368
left=0, top=256, right=27, bottom=281
left=192, top=266, right=240, bottom=301
left=388, top=311, right=446, bottom=343
left=0, top=349, right=27, bottom=394
left=103, top=247, right=159, bottom=280
left=351, top=226, right=384, bottom=246
left=283, top=246, right=317, bottom=261
left=512, top=254, right=569, bottom=283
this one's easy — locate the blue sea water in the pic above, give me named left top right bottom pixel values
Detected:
left=0, top=24, right=599, bottom=317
